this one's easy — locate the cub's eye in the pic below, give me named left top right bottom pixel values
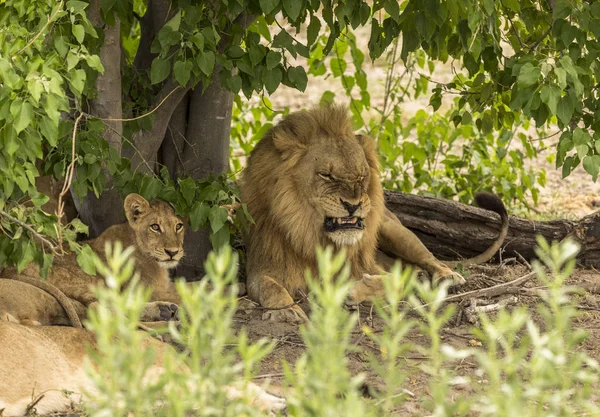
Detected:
left=318, top=172, right=333, bottom=181
left=150, top=224, right=161, bottom=232
left=175, top=223, right=183, bottom=231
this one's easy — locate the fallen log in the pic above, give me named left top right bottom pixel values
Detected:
left=384, top=190, right=600, bottom=268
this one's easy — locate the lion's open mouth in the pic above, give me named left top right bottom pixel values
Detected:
left=324, top=216, right=364, bottom=232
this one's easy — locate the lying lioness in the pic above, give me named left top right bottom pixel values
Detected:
left=0, top=322, right=286, bottom=416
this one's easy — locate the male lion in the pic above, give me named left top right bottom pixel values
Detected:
left=1, top=193, right=186, bottom=326
left=0, top=322, right=286, bottom=416
left=240, top=104, right=509, bottom=324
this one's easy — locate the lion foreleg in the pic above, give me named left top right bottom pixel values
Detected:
left=378, top=209, right=465, bottom=285
left=248, top=274, right=308, bottom=324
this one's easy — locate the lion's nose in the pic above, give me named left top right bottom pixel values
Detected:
left=164, top=249, right=179, bottom=259
left=340, top=199, right=362, bottom=216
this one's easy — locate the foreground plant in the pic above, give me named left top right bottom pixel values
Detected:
left=84, top=242, right=275, bottom=417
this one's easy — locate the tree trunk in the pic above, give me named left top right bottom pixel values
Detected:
left=383, top=190, right=600, bottom=268
left=73, top=4, right=125, bottom=237
left=175, top=77, right=234, bottom=280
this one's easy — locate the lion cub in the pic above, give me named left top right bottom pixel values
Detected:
left=1, top=194, right=185, bottom=326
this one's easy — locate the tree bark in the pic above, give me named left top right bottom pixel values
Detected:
left=383, top=190, right=600, bottom=268
left=74, top=4, right=125, bottom=237
left=176, top=77, right=234, bottom=280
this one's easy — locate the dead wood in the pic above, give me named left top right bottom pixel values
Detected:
left=384, top=190, right=600, bottom=268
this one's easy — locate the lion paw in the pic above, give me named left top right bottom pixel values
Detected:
left=261, top=305, right=308, bottom=325
left=432, top=268, right=466, bottom=286
left=248, top=384, right=287, bottom=415
left=141, top=302, right=179, bottom=322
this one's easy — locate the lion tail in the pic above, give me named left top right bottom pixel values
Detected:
left=15, top=275, right=83, bottom=328
left=446, top=192, right=509, bottom=267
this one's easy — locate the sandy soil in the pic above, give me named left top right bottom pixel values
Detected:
left=234, top=263, right=600, bottom=415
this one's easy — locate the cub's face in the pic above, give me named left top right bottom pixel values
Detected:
left=124, top=194, right=185, bottom=269
left=294, top=136, right=373, bottom=247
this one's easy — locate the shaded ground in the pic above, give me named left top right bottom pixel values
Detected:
left=230, top=262, right=600, bottom=415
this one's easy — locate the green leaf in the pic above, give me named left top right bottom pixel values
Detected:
left=517, top=63, right=541, bottom=87
left=189, top=201, right=210, bottom=231
left=67, top=0, right=88, bottom=13
left=179, top=177, right=196, bottom=205
left=67, top=51, right=80, bottom=71
left=69, top=69, right=86, bottom=95
left=39, top=117, right=58, bottom=146
left=288, top=66, right=308, bottom=91
left=283, top=0, right=302, bottom=21
left=197, top=51, right=215, bottom=76
left=556, top=97, right=574, bottom=125
left=164, top=10, right=181, bottom=32
left=227, top=45, right=245, bottom=59
left=554, top=67, right=567, bottom=89
left=85, top=55, right=104, bottom=72
left=307, top=15, right=321, bottom=46
left=14, top=101, right=33, bottom=134
left=140, top=176, right=163, bottom=200
left=330, top=58, right=347, bottom=76
left=320, top=90, right=336, bottom=104
left=583, top=155, right=600, bottom=181
left=173, top=60, right=192, bottom=87
left=210, top=224, right=230, bottom=249
left=208, top=205, right=228, bottom=233
left=573, top=127, right=591, bottom=145
left=150, top=58, right=170, bottom=85
left=384, top=0, right=400, bottom=20
left=266, top=51, right=281, bottom=70
left=76, top=244, right=97, bottom=275
left=249, top=44, right=266, bottom=66
left=264, top=67, right=282, bottom=94
left=17, top=242, right=35, bottom=273
left=259, top=0, right=279, bottom=14
left=540, top=85, right=560, bottom=115
left=592, top=1, right=600, bottom=18
left=4, top=127, right=19, bottom=155
left=575, top=144, right=589, bottom=158
left=72, top=24, right=85, bottom=44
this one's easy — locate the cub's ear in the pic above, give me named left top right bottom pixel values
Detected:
left=356, top=134, right=379, bottom=170
left=124, top=193, right=150, bottom=224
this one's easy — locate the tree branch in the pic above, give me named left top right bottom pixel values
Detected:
left=130, top=80, right=190, bottom=174
left=0, top=209, right=59, bottom=253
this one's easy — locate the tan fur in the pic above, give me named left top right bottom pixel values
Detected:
left=0, top=322, right=286, bottom=416
left=241, top=104, right=509, bottom=323
left=1, top=194, right=185, bottom=326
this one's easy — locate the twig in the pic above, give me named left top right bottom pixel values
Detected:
left=56, top=112, right=84, bottom=251
left=26, top=393, right=45, bottom=415
left=12, top=1, right=64, bottom=60
left=433, top=271, right=538, bottom=305
left=515, top=251, right=532, bottom=270
left=254, top=373, right=285, bottom=380
left=528, top=26, right=553, bottom=53
left=0, top=209, right=59, bottom=253
left=93, top=85, right=182, bottom=122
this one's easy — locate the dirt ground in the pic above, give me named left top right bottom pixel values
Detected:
left=233, top=263, right=600, bottom=415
